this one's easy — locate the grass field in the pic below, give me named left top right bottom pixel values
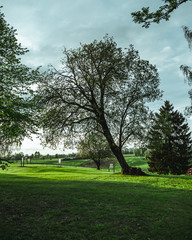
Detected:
left=0, top=157, right=192, bottom=240
left=26, top=154, right=148, bottom=172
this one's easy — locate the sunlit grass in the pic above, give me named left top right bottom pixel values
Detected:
left=1, top=160, right=192, bottom=240
left=2, top=164, right=192, bottom=191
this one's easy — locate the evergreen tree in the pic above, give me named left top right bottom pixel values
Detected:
left=147, top=101, right=192, bottom=175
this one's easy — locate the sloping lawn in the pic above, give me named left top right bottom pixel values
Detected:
left=0, top=165, right=192, bottom=240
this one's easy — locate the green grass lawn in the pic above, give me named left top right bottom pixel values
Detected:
left=24, top=158, right=89, bottom=166
left=0, top=159, right=192, bottom=240
left=22, top=155, right=147, bottom=172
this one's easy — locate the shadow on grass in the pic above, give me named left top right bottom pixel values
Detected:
left=0, top=172, right=192, bottom=240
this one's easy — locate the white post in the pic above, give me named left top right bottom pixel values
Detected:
left=58, top=159, right=61, bottom=167
left=108, top=163, right=115, bottom=172
left=21, top=157, right=24, bottom=167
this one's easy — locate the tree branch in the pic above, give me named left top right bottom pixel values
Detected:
left=131, top=0, right=190, bottom=28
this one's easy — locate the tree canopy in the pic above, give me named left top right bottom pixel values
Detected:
left=37, top=35, right=162, bottom=175
left=0, top=7, right=40, bottom=155
left=146, top=101, right=192, bottom=175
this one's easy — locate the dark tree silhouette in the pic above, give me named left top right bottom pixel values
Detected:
left=147, top=101, right=192, bottom=175
left=131, top=0, right=190, bottom=28
left=37, top=35, right=162, bottom=175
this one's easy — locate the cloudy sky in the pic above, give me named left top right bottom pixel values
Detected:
left=2, top=0, right=192, bottom=155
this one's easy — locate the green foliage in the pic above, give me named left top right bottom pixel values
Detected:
left=0, top=160, right=9, bottom=170
left=131, top=0, right=190, bottom=28
left=122, top=148, right=134, bottom=154
left=0, top=7, right=40, bottom=154
left=183, top=26, right=192, bottom=49
left=147, top=101, right=192, bottom=174
left=133, top=148, right=146, bottom=156
left=77, top=132, right=114, bottom=170
left=11, top=152, right=24, bottom=161
left=34, top=151, right=41, bottom=159
left=180, top=26, right=192, bottom=114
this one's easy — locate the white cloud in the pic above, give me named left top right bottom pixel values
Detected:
left=161, top=46, right=172, bottom=53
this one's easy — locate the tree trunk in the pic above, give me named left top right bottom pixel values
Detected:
left=109, top=143, right=147, bottom=175
left=110, top=144, right=129, bottom=172
left=94, top=160, right=101, bottom=170
left=100, top=115, right=147, bottom=176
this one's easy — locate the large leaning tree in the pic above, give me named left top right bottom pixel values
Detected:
left=0, top=7, right=40, bottom=157
left=37, top=35, right=162, bottom=175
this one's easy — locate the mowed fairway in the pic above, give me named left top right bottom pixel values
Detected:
left=0, top=161, right=192, bottom=240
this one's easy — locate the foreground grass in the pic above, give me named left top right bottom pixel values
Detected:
left=0, top=165, right=192, bottom=240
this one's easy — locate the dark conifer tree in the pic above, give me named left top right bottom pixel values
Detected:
left=147, top=101, right=192, bottom=175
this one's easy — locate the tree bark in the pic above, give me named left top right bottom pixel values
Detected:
left=94, top=160, right=101, bottom=170
left=109, top=142, right=147, bottom=175
left=100, top=115, right=147, bottom=176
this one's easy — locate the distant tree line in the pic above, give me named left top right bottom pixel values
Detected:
left=1, top=151, right=77, bottom=162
